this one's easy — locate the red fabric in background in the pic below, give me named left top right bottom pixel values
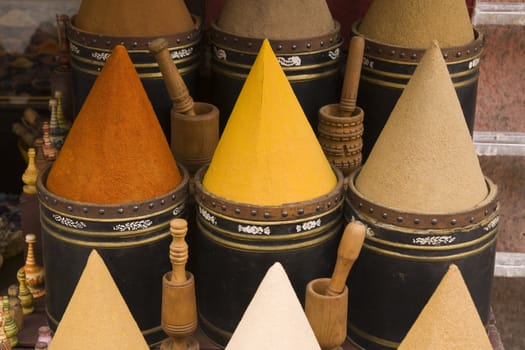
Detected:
left=202, top=0, right=476, bottom=42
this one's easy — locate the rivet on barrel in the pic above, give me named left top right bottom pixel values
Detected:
left=292, top=44, right=297, bottom=50
left=298, top=209, right=305, bottom=215
left=172, top=194, right=177, bottom=201
left=382, top=213, right=388, bottom=219
left=470, top=216, right=475, bottom=223
left=92, top=39, right=97, bottom=44
left=187, top=35, right=191, bottom=41
left=211, top=201, right=216, bottom=207
left=443, top=53, right=449, bottom=59
left=67, top=205, right=73, bottom=212
left=320, top=41, right=324, bottom=46
left=451, top=219, right=457, bottom=225
left=277, top=44, right=283, bottom=50
left=235, top=208, right=241, bottom=214
left=251, top=210, right=257, bottom=216
left=148, top=203, right=154, bottom=209
left=307, top=42, right=312, bottom=48
left=117, top=208, right=124, bottom=214
left=431, top=218, right=438, bottom=225
left=264, top=212, right=271, bottom=219
left=221, top=205, right=227, bottom=211
left=327, top=201, right=332, bottom=208
left=466, top=49, right=471, bottom=55
left=396, top=216, right=403, bottom=223
left=456, top=51, right=462, bottom=57
left=390, top=50, right=395, bottom=56
left=400, top=52, right=406, bottom=58
left=176, top=38, right=181, bottom=44
left=414, top=218, right=420, bottom=225
left=368, top=207, right=374, bottom=213
left=82, top=207, right=88, bottom=213
left=281, top=211, right=288, bottom=217
left=485, top=209, right=489, bottom=216
left=133, top=205, right=139, bottom=212
left=53, top=199, right=57, bottom=204
left=248, top=42, right=253, bottom=47
left=411, top=53, right=417, bottom=59
left=132, top=42, right=138, bottom=48
left=160, top=199, right=166, bottom=205
left=105, top=40, right=111, bottom=46
left=98, top=208, right=105, bottom=215
left=316, top=205, right=322, bottom=212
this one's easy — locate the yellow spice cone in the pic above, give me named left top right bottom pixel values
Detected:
left=74, top=0, right=194, bottom=36
left=217, top=0, right=335, bottom=40
left=49, top=250, right=149, bottom=350
left=203, top=39, right=337, bottom=205
left=398, top=264, right=492, bottom=350
left=355, top=41, right=487, bottom=213
left=359, top=0, right=474, bottom=48
left=225, top=263, right=321, bottom=350
left=46, top=45, right=182, bottom=204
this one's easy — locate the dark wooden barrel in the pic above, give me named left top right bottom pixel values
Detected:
left=344, top=169, right=499, bottom=350
left=352, top=22, right=484, bottom=160
left=193, top=165, right=345, bottom=346
left=37, top=165, right=189, bottom=347
left=209, top=21, right=343, bottom=132
left=66, top=16, right=202, bottom=142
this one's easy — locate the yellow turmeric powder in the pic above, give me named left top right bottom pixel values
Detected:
left=46, top=45, right=182, bottom=204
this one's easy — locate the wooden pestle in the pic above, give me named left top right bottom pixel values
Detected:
left=169, top=218, right=189, bottom=283
left=326, top=220, right=366, bottom=296
left=339, top=36, right=365, bottom=116
left=149, top=38, right=196, bottom=116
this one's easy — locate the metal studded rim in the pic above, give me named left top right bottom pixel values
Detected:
left=210, top=20, right=342, bottom=54
left=351, top=21, right=484, bottom=63
left=346, top=169, right=499, bottom=229
left=194, top=165, right=345, bottom=221
left=66, top=15, right=202, bottom=50
left=36, top=164, right=190, bottom=219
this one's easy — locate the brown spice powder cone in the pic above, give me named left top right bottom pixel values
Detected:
left=359, top=0, right=474, bottom=48
left=74, top=0, right=194, bottom=36
left=217, top=0, right=336, bottom=39
left=355, top=41, right=487, bottom=214
left=46, top=45, right=182, bottom=204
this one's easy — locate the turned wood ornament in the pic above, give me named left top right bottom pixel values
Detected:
left=23, top=234, right=45, bottom=298
left=0, top=313, right=12, bottom=350
left=41, top=122, right=56, bottom=161
left=7, top=286, right=23, bottom=331
left=2, top=297, right=17, bottom=347
left=22, top=148, right=38, bottom=195
left=305, top=220, right=366, bottom=350
left=16, top=269, right=33, bottom=315
left=149, top=38, right=219, bottom=174
left=318, top=36, right=365, bottom=176
left=161, top=219, right=199, bottom=350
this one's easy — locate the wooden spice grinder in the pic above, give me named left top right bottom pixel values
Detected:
left=305, top=220, right=366, bottom=350
left=160, top=219, right=199, bottom=350
left=318, top=36, right=365, bottom=177
left=149, top=38, right=219, bottom=175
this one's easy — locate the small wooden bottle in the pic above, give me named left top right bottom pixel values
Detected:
left=2, top=297, right=18, bottom=347
left=22, top=148, right=38, bottom=195
left=23, top=234, right=45, bottom=298
left=7, top=286, right=23, bottom=331
left=0, top=314, right=12, bottom=350
left=17, top=269, right=34, bottom=315
left=160, top=218, right=199, bottom=350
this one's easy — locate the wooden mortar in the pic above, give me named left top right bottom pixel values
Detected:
left=160, top=219, right=199, bottom=350
left=149, top=38, right=219, bottom=174
left=305, top=220, right=366, bottom=350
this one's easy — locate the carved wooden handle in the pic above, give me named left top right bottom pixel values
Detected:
left=149, top=38, right=195, bottom=116
left=169, top=218, right=189, bottom=283
left=326, top=220, right=366, bottom=296
left=339, top=36, right=365, bottom=116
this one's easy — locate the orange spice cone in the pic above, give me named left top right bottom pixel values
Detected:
left=46, top=45, right=182, bottom=204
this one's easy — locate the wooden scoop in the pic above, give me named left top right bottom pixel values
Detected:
left=339, top=36, right=365, bottom=117
left=326, top=220, right=366, bottom=296
left=149, top=38, right=196, bottom=116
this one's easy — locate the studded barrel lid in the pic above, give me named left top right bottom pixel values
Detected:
left=398, top=264, right=492, bottom=350
left=202, top=39, right=337, bottom=206
left=46, top=45, right=182, bottom=205
left=216, top=0, right=336, bottom=40
left=48, top=250, right=150, bottom=350
left=355, top=41, right=487, bottom=214
left=358, top=0, right=474, bottom=48
left=225, top=263, right=321, bottom=350
left=74, top=0, right=194, bottom=36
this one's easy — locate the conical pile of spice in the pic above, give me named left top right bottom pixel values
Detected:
left=358, top=0, right=474, bottom=48
left=216, top=0, right=335, bottom=39
left=74, top=0, right=194, bottom=36
left=225, top=263, right=321, bottom=350
left=49, top=250, right=149, bottom=350
left=355, top=41, right=487, bottom=213
left=202, top=39, right=337, bottom=205
left=46, top=45, right=182, bottom=204
left=398, top=264, right=492, bottom=349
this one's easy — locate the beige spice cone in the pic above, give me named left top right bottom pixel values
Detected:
left=355, top=41, right=487, bottom=214
left=359, top=0, right=474, bottom=48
